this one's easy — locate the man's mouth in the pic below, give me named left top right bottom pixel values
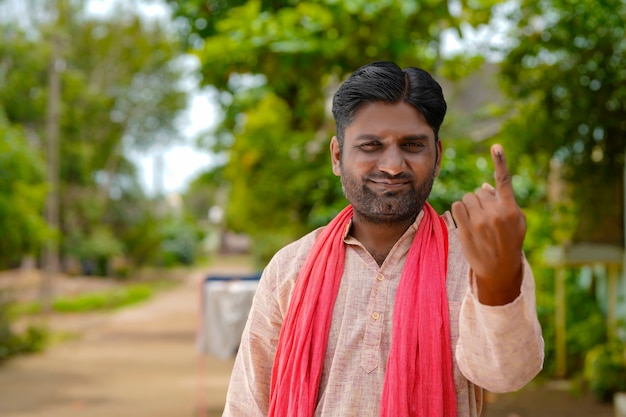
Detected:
left=369, top=179, right=410, bottom=191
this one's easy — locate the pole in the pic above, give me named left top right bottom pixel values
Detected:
left=41, top=31, right=62, bottom=313
left=555, top=266, right=567, bottom=378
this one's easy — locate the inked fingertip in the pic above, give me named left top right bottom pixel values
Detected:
left=492, top=144, right=505, bottom=163
left=495, top=149, right=504, bottom=163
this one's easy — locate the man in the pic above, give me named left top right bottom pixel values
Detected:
left=223, top=61, right=544, bottom=417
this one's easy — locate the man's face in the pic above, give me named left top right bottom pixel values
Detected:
left=330, top=101, right=442, bottom=224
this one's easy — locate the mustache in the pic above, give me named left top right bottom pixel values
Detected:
left=366, top=172, right=414, bottom=181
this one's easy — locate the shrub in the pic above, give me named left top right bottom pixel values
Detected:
left=0, top=293, right=48, bottom=363
left=584, top=340, right=626, bottom=402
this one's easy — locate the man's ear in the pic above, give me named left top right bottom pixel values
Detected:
left=434, top=138, right=443, bottom=177
left=330, top=136, right=341, bottom=176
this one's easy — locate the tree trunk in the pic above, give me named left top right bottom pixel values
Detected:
left=41, top=35, right=62, bottom=312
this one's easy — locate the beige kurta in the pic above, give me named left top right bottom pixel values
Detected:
left=223, top=211, right=544, bottom=417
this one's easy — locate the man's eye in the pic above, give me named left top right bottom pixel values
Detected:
left=403, top=142, right=425, bottom=151
left=359, top=142, right=381, bottom=151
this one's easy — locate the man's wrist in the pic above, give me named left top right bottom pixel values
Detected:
left=472, top=264, right=523, bottom=306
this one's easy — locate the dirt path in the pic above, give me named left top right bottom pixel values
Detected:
left=0, top=262, right=252, bottom=417
left=0, top=260, right=617, bottom=417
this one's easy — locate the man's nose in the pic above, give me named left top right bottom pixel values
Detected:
left=377, top=145, right=407, bottom=176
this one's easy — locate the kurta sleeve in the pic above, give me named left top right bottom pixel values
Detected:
left=455, top=259, right=545, bottom=393
left=222, top=261, right=285, bottom=416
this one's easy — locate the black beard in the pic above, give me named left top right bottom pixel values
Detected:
left=341, top=173, right=435, bottom=225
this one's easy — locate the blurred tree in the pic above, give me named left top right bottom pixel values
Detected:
left=496, top=0, right=626, bottom=379
left=0, top=1, right=189, bottom=272
left=167, top=0, right=505, bottom=263
left=0, top=116, right=49, bottom=269
left=183, top=165, right=226, bottom=222
left=499, top=0, right=626, bottom=247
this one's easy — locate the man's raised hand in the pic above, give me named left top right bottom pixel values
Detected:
left=450, top=144, right=526, bottom=306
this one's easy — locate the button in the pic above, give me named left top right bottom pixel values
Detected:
left=377, top=274, right=384, bottom=281
left=372, top=312, right=380, bottom=320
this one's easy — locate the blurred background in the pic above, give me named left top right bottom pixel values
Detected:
left=0, top=0, right=625, bottom=416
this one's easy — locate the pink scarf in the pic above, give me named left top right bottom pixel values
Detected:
left=268, top=203, right=457, bottom=417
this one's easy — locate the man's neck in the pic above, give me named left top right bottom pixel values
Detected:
left=349, top=214, right=417, bottom=266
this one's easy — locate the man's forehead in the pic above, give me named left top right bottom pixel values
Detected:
left=345, top=102, right=434, bottom=138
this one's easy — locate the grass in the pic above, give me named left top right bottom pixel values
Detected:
left=1, top=276, right=183, bottom=362
left=7, top=279, right=179, bottom=317
left=53, top=284, right=153, bottom=312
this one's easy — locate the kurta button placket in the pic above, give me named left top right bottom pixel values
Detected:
left=360, top=269, right=392, bottom=373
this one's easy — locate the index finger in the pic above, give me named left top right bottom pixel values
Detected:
left=491, top=144, right=515, bottom=200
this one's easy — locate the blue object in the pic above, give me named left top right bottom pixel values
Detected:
left=205, top=273, right=262, bottom=282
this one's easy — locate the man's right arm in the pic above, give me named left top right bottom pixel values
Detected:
left=455, top=259, right=544, bottom=393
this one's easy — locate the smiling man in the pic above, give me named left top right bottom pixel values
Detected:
left=223, top=61, right=544, bottom=417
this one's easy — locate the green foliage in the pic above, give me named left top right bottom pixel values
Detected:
left=64, top=226, right=125, bottom=276
left=52, top=284, right=153, bottom=312
left=160, top=215, right=205, bottom=266
left=584, top=340, right=626, bottom=402
left=9, top=280, right=178, bottom=317
left=0, top=293, right=48, bottom=363
left=0, top=325, right=48, bottom=364
left=168, top=0, right=507, bottom=263
left=225, top=92, right=338, bottom=232
left=499, top=0, right=626, bottom=245
left=0, top=6, right=190, bottom=273
left=183, top=167, right=226, bottom=221
left=171, top=0, right=489, bottom=94
left=564, top=280, right=608, bottom=373
left=0, top=119, right=49, bottom=268
left=533, top=267, right=612, bottom=378
left=430, top=139, right=494, bottom=213
left=496, top=0, right=626, bottom=381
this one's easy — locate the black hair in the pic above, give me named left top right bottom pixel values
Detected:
left=331, top=61, right=447, bottom=151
